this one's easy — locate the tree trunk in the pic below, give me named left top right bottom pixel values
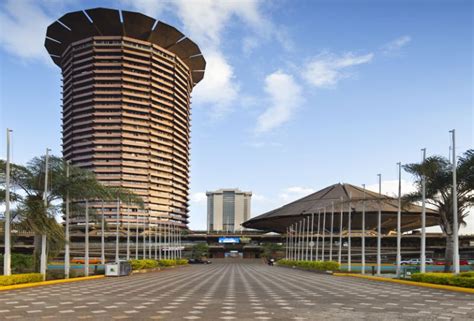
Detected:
left=444, top=233, right=454, bottom=272
left=33, top=234, right=42, bottom=272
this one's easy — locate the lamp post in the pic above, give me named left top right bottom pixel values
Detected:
left=396, top=162, right=402, bottom=278
left=421, top=148, right=427, bottom=273
left=64, top=161, right=70, bottom=278
left=377, top=174, right=382, bottom=276
left=450, top=129, right=460, bottom=274
left=3, top=129, right=12, bottom=276
left=361, top=184, right=366, bottom=275
left=40, top=148, right=51, bottom=280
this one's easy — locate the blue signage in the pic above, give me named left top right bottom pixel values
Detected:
left=218, top=237, right=240, bottom=244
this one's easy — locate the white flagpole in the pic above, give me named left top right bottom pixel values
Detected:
left=84, top=200, right=89, bottom=277
left=64, top=161, right=70, bottom=278
left=305, top=217, right=310, bottom=260
left=322, top=208, right=326, bottom=261
left=155, top=221, right=158, bottom=260
left=135, top=216, right=139, bottom=260
left=348, top=192, right=352, bottom=272
left=361, top=184, right=366, bottom=274
left=330, top=202, right=334, bottom=261
left=159, top=223, right=162, bottom=260
left=101, top=201, right=105, bottom=265
left=338, top=197, right=343, bottom=265
left=310, top=213, right=315, bottom=261
left=142, top=219, right=146, bottom=259
left=115, top=197, right=120, bottom=262
left=421, top=148, right=427, bottom=273
left=316, top=210, right=320, bottom=261
left=3, top=129, right=12, bottom=276
left=126, top=202, right=130, bottom=261
left=396, top=162, right=402, bottom=278
left=377, top=174, right=382, bottom=276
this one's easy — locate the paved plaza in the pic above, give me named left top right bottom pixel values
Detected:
left=0, top=261, right=473, bottom=320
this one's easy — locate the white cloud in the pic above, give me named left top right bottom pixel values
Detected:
left=382, top=35, right=411, bottom=54
left=302, top=52, right=374, bottom=88
left=122, top=0, right=273, bottom=118
left=190, top=192, right=207, bottom=204
left=279, top=186, right=315, bottom=203
left=256, top=70, right=303, bottom=133
left=252, top=193, right=267, bottom=201
left=0, top=0, right=53, bottom=63
left=191, top=50, right=239, bottom=118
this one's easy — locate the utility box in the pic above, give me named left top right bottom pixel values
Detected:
left=105, top=261, right=132, bottom=277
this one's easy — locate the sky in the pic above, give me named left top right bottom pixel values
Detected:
left=0, top=0, right=472, bottom=233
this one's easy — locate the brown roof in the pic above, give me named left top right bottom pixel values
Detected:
left=242, top=183, right=439, bottom=233
left=44, top=8, right=205, bottom=85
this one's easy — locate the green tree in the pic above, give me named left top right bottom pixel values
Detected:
left=403, top=149, right=473, bottom=271
left=261, top=242, right=283, bottom=259
left=0, top=155, right=143, bottom=271
left=191, top=243, right=209, bottom=259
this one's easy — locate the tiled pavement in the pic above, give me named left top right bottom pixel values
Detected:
left=0, top=261, right=473, bottom=320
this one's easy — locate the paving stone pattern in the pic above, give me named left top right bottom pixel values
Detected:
left=0, top=261, right=473, bottom=320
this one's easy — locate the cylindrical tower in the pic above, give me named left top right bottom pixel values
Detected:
left=44, top=8, right=205, bottom=231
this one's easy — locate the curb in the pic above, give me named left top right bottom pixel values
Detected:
left=275, top=264, right=334, bottom=275
left=333, top=273, right=474, bottom=294
left=0, top=275, right=105, bottom=291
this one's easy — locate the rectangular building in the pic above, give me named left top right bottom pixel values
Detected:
left=207, top=189, right=252, bottom=232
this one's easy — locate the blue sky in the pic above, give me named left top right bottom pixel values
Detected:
left=0, top=0, right=472, bottom=232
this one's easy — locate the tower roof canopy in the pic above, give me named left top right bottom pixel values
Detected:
left=242, top=183, right=439, bottom=233
left=45, top=7, right=206, bottom=85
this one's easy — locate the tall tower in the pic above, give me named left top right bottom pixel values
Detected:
left=44, top=8, right=205, bottom=231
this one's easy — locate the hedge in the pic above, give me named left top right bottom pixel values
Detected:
left=129, top=259, right=159, bottom=270
left=411, top=272, right=474, bottom=288
left=277, top=259, right=340, bottom=271
left=0, top=273, right=43, bottom=286
left=129, top=259, right=188, bottom=270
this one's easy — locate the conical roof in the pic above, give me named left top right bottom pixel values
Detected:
left=242, top=183, right=439, bottom=233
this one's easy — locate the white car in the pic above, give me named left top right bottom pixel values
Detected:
left=400, top=258, right=420, bottom=265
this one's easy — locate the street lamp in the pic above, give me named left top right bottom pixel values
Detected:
left=450, top=129, right=460, bottom=274
left=3, top=129, right=12, bottom=276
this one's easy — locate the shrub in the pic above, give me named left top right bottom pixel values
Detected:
left=277, top=259, right=340, bottom=271
left=0, top=273, right=43, bottom=286
left=411, top=272, right=474, bottom=288
left=129, top=259, right=159, bottom=270
left=176, top=259, right=189, bottom=265
left=158, top=259, right=176, bottom=267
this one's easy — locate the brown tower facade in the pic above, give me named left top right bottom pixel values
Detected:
left=45, top=8, right=205, bottom=230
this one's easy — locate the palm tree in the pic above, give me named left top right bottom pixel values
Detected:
left=403, top=149, right=473, bottom=271
left=0, top=154, right=143, bottom=272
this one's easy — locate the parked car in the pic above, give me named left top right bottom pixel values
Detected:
left=400, top=258, right=420, bottom=265
left=188, top=258, right=211, bottom=264
left=434, top=260, right=470, bottom=266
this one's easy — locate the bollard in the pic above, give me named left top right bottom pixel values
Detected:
left=371, top=266, right=375, bottom=275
